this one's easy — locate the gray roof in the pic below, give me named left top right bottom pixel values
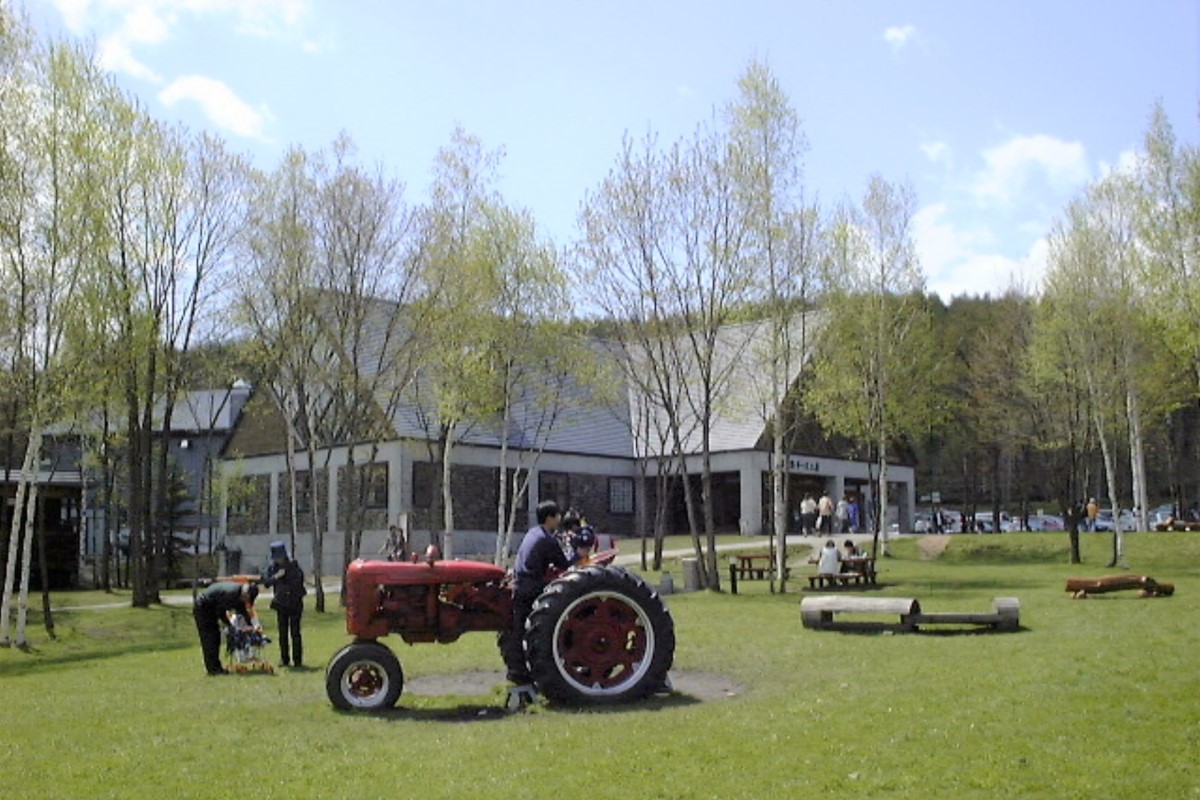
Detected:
left=627, top=312, right=822, bottom=457
left=302, top=291, right=820, bottom=460
left=168, top=386, right=251, bottom=432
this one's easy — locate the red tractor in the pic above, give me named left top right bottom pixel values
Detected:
left=324, top=549, right=675, bottom=711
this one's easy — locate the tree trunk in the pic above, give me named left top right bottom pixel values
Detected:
left=1094, top=412, right=1127, bottom=568
left=36, top=493, right=55, bottom=640
left=772, top=433, right=788, bottom=593
left=441, top=425, right=456, bottom=560
left=305, top=440, right=326, bottom=612
left=0, top=438, right=37, bottom=646
left=15, top=479, right=40, bottom=646
left=1126, top=386, right=1149, bottom=531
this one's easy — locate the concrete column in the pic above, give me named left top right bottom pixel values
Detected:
left=739, top=465, right=763, bottom=536
left=268, top=472, right=279, bottom=539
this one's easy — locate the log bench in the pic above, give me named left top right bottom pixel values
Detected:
left=800, top=596, right=922, bottom=631
left=800, top=596, right=1021, bottom=632
left=906, top=597, right=1021, bottom=631
left=1066, top=575, right=1175, bottom=598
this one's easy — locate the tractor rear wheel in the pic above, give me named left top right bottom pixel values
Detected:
left=525, top=566, right=674, bottom=704
left=326, top=641, right=404, bottom=711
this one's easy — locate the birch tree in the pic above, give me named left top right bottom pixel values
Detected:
left=804, top=177, right=933, bottom=557
left=0, top=32, right=97, bottom=642
left=726, top=59, right=820, bottom=590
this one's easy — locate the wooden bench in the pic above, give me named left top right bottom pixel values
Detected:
left=806, top=557, right=877, bottom=590
left=728, top=553, right=789, bottom=594
left=807, top=571, right=870, bottom=589
left=906, top=597, right=1021, bottom=631
left=800, top=596, right=1020, bottom=633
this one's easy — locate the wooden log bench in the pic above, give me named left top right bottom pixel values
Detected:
left=729, top=553, right=790, bottom=594
left=800, top=596, right=1021, bottom=632
left=1066, top=575, right=1175, bottom=598
left=906, top=597, right=1021, bottom=631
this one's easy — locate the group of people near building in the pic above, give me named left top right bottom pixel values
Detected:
left=797, top=493, right=861, bottom=536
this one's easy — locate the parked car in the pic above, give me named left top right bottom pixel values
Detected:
left=1147, top=503, right=1175, bottom=530
left=1025, top=514, right=1065, bottom=531
left=1093, top=509, right=1136, bottom=532
left=974, top=511, right=1013, bottom=533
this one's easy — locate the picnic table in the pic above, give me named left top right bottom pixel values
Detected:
left=806, top=556, right=877, bottom=589
left=728, top=553, right=789, bottom=594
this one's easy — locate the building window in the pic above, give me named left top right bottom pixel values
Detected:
left=228, top=478, right=253, bottom=518
left=361, top=463, right=388, bottom=509
left=412, top=462, right=434, bottom=509
left=294, top=471, right=312, bottom=514
left=609, top=477, right=635, bottom=514
left=538, top=471, right=569, bottom=510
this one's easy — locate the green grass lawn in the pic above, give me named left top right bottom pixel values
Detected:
left=2, top=533, right=1197, bottom=799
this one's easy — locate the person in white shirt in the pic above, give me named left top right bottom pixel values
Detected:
left=816, top=539, right=841, bottom=575
left=800, top=495, right=818, bottom=536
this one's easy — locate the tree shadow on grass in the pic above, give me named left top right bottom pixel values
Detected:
left=0, top=641, right=192, bottom=678
left=890, top=576, right=1051, bottom=592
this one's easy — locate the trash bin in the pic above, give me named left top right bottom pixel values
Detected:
left=681, top=557, right=701, bottom=592
left=659, top=572, right=674, bottom=595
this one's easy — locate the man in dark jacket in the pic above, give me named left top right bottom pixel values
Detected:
left=262, top=540, right=306, bottom=667
left=194, top=581, right=258, bottom=675
left=500, top=500, right=567, bottom=690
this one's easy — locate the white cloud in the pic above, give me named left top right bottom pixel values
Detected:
left=158, top=75, right=272, bottom=141
left=883, top=24, right=916, bottom=52
left=973, top=134, right=1090, bottom=204
left=915, top=203, right=1049, bottom=300
left=1098, top=148, right=1142, bottom=179
left=97, top=35, right=162, bottom=83
left=47, top=0, right=316, bottom=81
left=49, top=0, right=96, bottom=34
left=921, top=140, right=950, bottom=164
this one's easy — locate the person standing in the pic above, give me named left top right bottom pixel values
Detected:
left=262, top=540, right=306, bottom=668
left=799, top=495, right=818, bottom=536
left=193, top=581, right=259, bottom=676
left=1086, top=498, right=1099, bottom=532
left=500, top=501, right=569, bottom=694
left=817, top=493, right=834, bottom=535
left=835, top=495, right=851, bottom=534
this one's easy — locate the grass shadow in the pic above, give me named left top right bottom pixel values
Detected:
left=0, top=640, right=193, bottom=677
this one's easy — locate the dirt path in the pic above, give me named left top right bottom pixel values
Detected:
left=916, top=535, right=952, bottom=560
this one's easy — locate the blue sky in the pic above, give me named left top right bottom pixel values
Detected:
left=24, top=0, right=1200, bottom=300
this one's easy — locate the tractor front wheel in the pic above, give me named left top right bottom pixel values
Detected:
left=326, top=641, right=404, bottom=711
left=525, top=566, right=674, bottom=704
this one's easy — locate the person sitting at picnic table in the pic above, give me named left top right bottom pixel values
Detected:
left=815, top=539, right=841, bottom=575
left=841, top=539, right=864, bottom=572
